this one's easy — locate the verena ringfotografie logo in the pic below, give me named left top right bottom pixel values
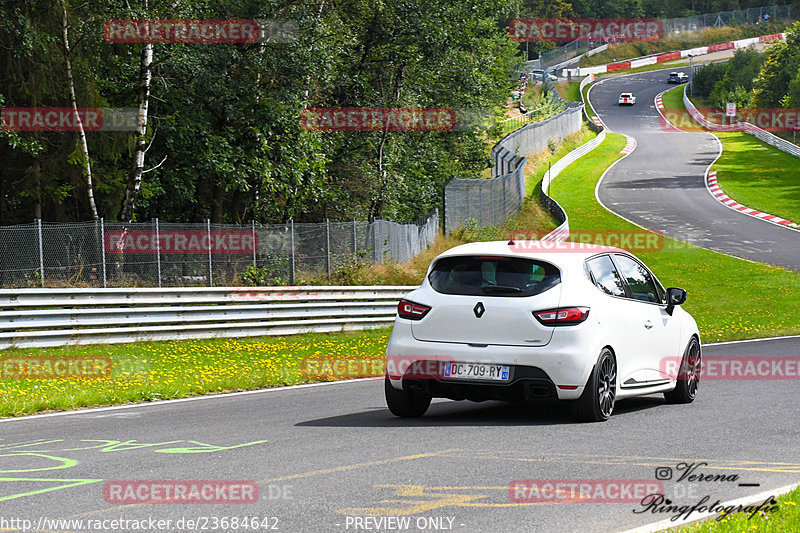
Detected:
left=662, top=356, right=799, bottom=380
left=103, top=481, right=259, bottom=504
left=661, top=108, right=800, bottom=133
left=509, top=18, right=663, bottom=42
left=104, top=230, right=257, bottom=255
left=0, top=356, right=111, bottom=379
left=103, top=19, right=298, bottom=44
left=300, top=107, right=456, bottom=132
left=509, top=479, right=663, bottom=503
left=1, top=108, right=137, bottom=131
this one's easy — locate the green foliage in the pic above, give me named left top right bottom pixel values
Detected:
left=1, top=0, right=519, bottom=226
left=240, top=254, right=290, bottom=286
left=699, top=48, right=765, bottom=107
left=753, top=21, right=800, bottom=108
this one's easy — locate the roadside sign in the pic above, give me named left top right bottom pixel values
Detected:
left=726, top=102, right=736, bottom=117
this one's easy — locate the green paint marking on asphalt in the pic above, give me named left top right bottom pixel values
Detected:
left=0, top=477, right=103, bottom=503
left=154, top=440, right=269, bottom=453
left=0, top=453, right=77, bottom=473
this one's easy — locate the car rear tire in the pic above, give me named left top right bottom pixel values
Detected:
left=664, top=337, right=700, bottom=404
left=385, top=377, right=432, bottom=417
left=572, top=348, right=616, bottom=422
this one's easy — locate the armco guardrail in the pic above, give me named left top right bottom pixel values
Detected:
left=0, top=286, right=415, bottom=349
left=683, top=87, right=800, bottom=158
left=539, top=129, right=607, bottom=242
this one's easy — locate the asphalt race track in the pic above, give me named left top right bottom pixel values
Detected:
left=1, top=337, right=799, bottom=532
left=590, top=67, right=800, bottom=272
left=1, top=70, right=800, bottom=533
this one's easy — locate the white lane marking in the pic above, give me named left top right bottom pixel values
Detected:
left=0, top=376, right=382, bottom=423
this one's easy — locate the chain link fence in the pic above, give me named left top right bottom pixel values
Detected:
left=444, top=79, right=583, bottom=233
left=663, top=5, right=791, bottom=33
left=529, top=3, right=792, bottom=71
left=0, top=212, right=438, bottom=288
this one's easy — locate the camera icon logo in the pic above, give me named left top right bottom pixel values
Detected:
left=655, top=467, right=673, bottom=480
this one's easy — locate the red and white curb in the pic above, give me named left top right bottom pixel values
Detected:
left=620, top=135, right=636, bottom=154
left=655, top=95, right=663, bottom=109
left=706, top=171, right=799, bottom=228
left=591, top=116, right=603, bottom=126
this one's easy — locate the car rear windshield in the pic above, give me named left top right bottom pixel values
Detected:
left=428, top=256, right=560, bottom=297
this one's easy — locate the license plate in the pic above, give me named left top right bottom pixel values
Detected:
left=443, top=362, right=510, bottom=381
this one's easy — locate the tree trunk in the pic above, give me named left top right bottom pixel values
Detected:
left=119, top=41, right=153, bottom=222
left=60, top=0, right=98, bottom=220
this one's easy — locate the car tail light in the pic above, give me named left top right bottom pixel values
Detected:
left=398, top=299, right=431, bottom=320
left=533, top=307, right=590, bottom=326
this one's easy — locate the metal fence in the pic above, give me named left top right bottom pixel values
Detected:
left=663, top=5, right=792, bottom=33
left=0, top=213, right=439, bottom=288
left=444, top=78, right=584, bottom=233
left=529, top=3, right=792, bottom=71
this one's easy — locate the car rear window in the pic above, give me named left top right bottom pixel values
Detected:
left=428, top=256, right=560, bottom=297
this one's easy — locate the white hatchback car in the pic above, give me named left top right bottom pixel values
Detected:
left=618, top=92, right=636, bottom=105
left=385, top=241, right=700, bottom=422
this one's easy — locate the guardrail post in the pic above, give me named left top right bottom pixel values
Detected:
left=207, top=219, right=213, bottom=287
left=289, top=219, right=295, bottom=285
left=325, top=218, right=331, bottom=279
left=37, top=218, right=44, bottom=287
left=100, top=217, right=106, bottom=288
left=155, top=217, right=161, bottom=288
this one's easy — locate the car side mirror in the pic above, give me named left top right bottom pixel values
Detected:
left=665, top=287, right=687, bottom=316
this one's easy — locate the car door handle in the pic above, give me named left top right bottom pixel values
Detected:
left=644, top=320, right=654, bottom=329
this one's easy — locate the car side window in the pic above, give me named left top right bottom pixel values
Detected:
left=586, top=255, right=626, bottom=297
left=614, top=254, right=660, bottom=303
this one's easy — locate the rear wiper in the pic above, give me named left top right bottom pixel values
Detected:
left=481, top=285, right=522, bottom=293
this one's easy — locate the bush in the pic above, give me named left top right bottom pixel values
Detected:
left=692, top=62, right=727, bottom=98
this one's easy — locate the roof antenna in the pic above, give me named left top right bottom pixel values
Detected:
left=508, top=233, right=515, bottom=245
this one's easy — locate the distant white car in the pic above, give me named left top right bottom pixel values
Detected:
left=385, top=241, right=700, bottom=422
left=528, top=69, right=557, bottom=82
left=618, top=92, right=636, bottom=105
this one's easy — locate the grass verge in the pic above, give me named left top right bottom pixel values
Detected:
left=0, top=329, right=391, bottom=418
left=547, top=132, right=800, bottom=342
left=555, top=81, right=580, bottom=102
left=661, top=86, right=800, bottom=223
left=664, top=485, right=800, bottom=532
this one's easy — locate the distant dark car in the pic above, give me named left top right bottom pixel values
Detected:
left=667, top=72, right=689, bottom=84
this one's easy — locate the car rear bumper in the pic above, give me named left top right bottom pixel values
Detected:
left=386, top=322, right=599, bottom=400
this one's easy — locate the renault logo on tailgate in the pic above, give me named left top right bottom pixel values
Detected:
left=473, top=302, right=485, bottom=318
